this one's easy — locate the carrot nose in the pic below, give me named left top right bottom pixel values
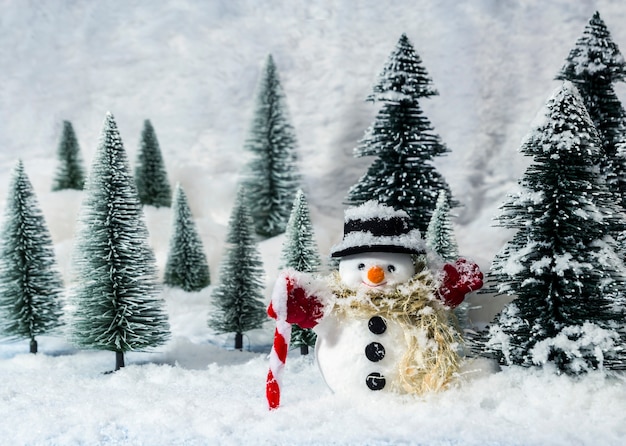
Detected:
left=367, top=265, right=385, bottom=284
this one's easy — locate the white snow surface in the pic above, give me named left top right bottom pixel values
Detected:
left=343, top=200, right=411, bottom=222
left=1, top=1, right=626, bottom=444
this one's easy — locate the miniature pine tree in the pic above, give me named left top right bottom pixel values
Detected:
left=280, top=190, right=322, bottom=273
left=0, top=160, right=64, bottom=354
left=208, top=188, right=267, bottom=350
left=614, top=141, right=626, bottom=209
left=164, top=184, right=211, bottom=292
left=425, top=190, right=470, bottom=328
left=557, top=11, right=625, bottom=87
left=242, top=54, right=301, bottom=238
left=556, top=11, right=626, bottom=205
left=70, top=112, right=170, bottom=371
left=134, top=119, right=172, bottom=208
left=425, top=190, right=458, bottom=263
left=346, top=34, right=455, bottom=233
left=280, top=189, right=322, bottom=355
left=52, top=120, right=85, bottom=191
left=484, top=82, right=626, bottom=374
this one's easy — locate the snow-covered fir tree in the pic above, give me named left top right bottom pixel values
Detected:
left=484, top=82, right=626, bottom=374
left=425, top=190, right=470, bottom=328
left=0, top=160, right=64, bottom=354
left=557, top=11, right=625, bottom=89
left=556, top=11, right=626, bottom=206
left=134, top=119, right=172, bottom=208
left=280, top=190, right=322, bottom=273
left=208, top=188, right=267, bottom=350
left=242, top=54, right=301, bottom=238
left=70, top=112, right=170, bottom=371
left=52, top=120, right=85, bottom=191
left=164, top=184, right=211, bottom=292
left=615, top=140, right=626, bottom=210
left=280, top=189, right=322, bottom=355
left=425, top=189, right=459, bottom=263
left=346, top=33, right=455, bottom=233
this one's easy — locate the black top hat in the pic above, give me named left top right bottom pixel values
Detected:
left=330, top=201, right=425, bottom=258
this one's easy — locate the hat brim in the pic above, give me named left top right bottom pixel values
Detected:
left=330, top=244, right=425, bottom=258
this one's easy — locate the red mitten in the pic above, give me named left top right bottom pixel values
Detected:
left=284, top=278, right=324, bottom=329
left=267, top=271, right=325, bottom=329
left=438, top=258, right=484, bottom=308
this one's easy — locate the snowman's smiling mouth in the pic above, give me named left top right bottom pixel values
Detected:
left=362, top=281, right=387, bottom=288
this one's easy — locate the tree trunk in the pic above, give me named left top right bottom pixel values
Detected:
left=300, top=344, right=309, bottom=355
left=30, top=338, right=37, bottom=354
left=115, top=351, right=125, bottom=371
left=235, top=332, right=243, bottom=351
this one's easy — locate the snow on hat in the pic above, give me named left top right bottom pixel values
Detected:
left=330, top=201, right=425, bottom=257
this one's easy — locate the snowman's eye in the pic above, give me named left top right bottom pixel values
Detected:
left=387, top=265, right=396, bottom=273
left=358, top=263, right=366, bottom=270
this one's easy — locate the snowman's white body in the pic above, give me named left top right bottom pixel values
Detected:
left=313, top=252, right=421, bottom=395
left=315, top=311, right=409, bottom=395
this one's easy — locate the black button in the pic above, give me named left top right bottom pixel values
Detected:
left=368, top=316, right=387, bottom=335
left=365, top=372, right=386, bottom=390
left=365, top=342, right=385, bottom=362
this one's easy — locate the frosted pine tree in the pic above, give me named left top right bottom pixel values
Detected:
left=208, top=188, right=267, bottom=350
left=425, top=190, right=470, bottom=328
left=135, top=119, right=172, bottom=208
left=556, top=11, right=626, bottom=205
left=0, top=160, right=64, bottom=353
left=52, top=120, right=85, bottom=191
left=164, top=184, right=211, bottom=292
left=425, top=190, right=458, bottom=263
left=280, top=189, right=322, bottom=355
left=346, top=34, right=454, bottom=233
left=615, top=141, right=626, bottom=211
left=70, top=112, right=170, bottom=371
left=557, top=12, right=625, bottom=84
left=242, top=54, right=301, bottom=238
left=484, top=83, right=626, bottom=374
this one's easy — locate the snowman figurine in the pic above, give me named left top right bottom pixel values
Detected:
left=266, top=201, right=483, bottom=409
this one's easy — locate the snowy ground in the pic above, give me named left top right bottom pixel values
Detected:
left=1, top=1, right=626, bottom=445
left=1, top=286, right=626, bottom=445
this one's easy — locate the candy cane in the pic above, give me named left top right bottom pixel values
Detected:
left=266, top=320, right=291, bottom=409
left=266, top=271, right=292, bottom=410
left=266, top=270, right=327, bottom=409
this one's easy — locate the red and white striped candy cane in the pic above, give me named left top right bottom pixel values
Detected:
left=266, top=271, right=292, bottom=410
left=266, top=270, right=327, bottom=409
left=266, top=320, right=291, bottom=409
